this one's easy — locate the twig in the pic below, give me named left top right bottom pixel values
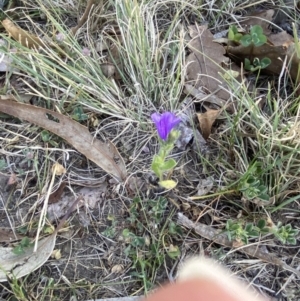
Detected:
left=177, top=212, right=300, bottom=278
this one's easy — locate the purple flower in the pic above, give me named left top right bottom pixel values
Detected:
left=56, top=32, right=65, bottom=42
left=82, top=47, right=91, bottom=56
left=151, top=112, right=181, bottom=141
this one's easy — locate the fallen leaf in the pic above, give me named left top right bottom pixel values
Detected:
left=0, top=99, right=127, bottom=181
left=2, top=19, right=43, bottom=49
left=49, top=182, right=66, bottom=204
left=241, top=9, right=275, bottom=35
left=197, top=109, right=220, bottom=140
left=185, top=24, right=230, bottom=101
left=196, top=177, right=214, bottom=196
left=47, top=184, right=107, bottom=221
left=0, top=233, right=56, bottom=282
left=100, top=63, right=116, bottom=78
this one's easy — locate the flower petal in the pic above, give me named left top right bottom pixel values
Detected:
left=151, top=112, right=181, bottom=141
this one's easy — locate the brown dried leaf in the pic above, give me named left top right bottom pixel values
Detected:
left=197, top=109, right=220, bottom=140
left=49, top=182, right=66, bottom=204
left=227, top=38, right=299, bottom=81
left=185, top=24, right=230, bottom=101
left=240, top=9, right=275, bottom=35
left=47, top=184, right=107, bottom=221
left=0, top=98, right=127, bottom=181
left=2, top=19, right=43, bottom=49
left=100, top=63, right=116, bottom=78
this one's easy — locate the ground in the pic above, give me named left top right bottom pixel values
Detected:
left=0, top=0, right=299, bottom=301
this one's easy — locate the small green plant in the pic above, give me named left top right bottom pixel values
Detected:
left=240, top=25, right=267, bottom=47
left=122, top=196, right=181, bottom=292
left=244, top=57, right=271, bottom=72
left=40, top=130, right=59, bottom=147
left=228, top=25, right=243, bottom=43
left=101, top=214, right=118, bottom=238
left=71, top=106, right=88, bottom=122
left=225, top=220, right=261, bottom=244
left=225, top=219, right=298, bottom=245
left=228, top=25, right=271, bottom=73
left=12, top=237, right=33, bottom=255
left=238, top=162, right=269, bottom=202
left=272, top=222, right=299, bottom=245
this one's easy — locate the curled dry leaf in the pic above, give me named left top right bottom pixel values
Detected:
left=2, top=19, right=43, bottom=49
left=0, top=98, right=127, bottom=181
left=47, top=184, right=107, bottom=221
left=197, top=109, right=220, bottom=140
left=52, top=162, right=66, bottom=176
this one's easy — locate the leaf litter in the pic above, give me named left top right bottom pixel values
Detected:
left=0, top=98, right=127, bottom=181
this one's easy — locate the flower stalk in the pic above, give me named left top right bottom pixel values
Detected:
left=151, top=112, right=181, bottom=189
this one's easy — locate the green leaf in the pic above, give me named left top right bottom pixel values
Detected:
left=234, top=33, right=243, bottom=41
left=160, top=158, right=177, bottom=171
left=254, top=35, right=267, bottom=47
left=240, top=35, right=252, bottom=47
left=287, top=237, right=297, bottom=245
left=258, top=192, right=270, bottom=201
left=151, top=155, right=163, bottom=178
left=248, top=230, right=259, bottom=237
left=167, top=245, right=181, bottom=259
left=257, top=219, right=266, bottom=229
left=250, top=25, right=263, bottom=35
left=12, top=245, right=24, bottom=255
left=228, top=26, right=236, bottom=40
left=159, top=180, right=177, bottom=190
left=260, top=57, right=271, bottom=68
left=0, top=158, right=6, bottom=170
left=244, top=58, right=252, bottom=70
left=40, top=130, right=51, bottom=142
left=20, top=236, right=31, bottom=247
left=245, top=223, right=253, bottom=232
left=122, top=229, right=133, bottom=238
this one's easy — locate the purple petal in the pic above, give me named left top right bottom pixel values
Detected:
left=151, top=112, right=181, bottom=140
